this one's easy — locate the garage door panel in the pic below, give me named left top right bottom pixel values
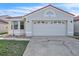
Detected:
left=32, top=20, right=66, bottom=36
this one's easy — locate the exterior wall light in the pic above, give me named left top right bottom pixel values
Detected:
left=70, top=21, right=72, bottom=23
left=27, top=21, right=29, bottom=23
left=24, top=18, right=26, bottom=21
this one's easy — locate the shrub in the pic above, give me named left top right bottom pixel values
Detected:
left=0, top=32, right=8, bottom=35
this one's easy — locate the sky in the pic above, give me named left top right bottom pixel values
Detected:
left=0, top=3, right=79, bottom=16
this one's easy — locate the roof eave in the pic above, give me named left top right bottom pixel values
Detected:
left=24, top=4, right=75, bottom=17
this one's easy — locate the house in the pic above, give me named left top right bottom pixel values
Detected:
left=8, top=4, right=75, bottom=37
left=0, top=15, right=10, bottom=33
left=74, top=16, right=79, bottom=35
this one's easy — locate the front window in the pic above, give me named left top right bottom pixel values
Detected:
left=13, top=21, right=18, bottom=29
left=20, top=21, right=24, bottom=29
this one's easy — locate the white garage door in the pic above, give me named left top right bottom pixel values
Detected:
left=32, top=20, right=67, bottom=36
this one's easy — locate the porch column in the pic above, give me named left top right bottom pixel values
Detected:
left=25, top=19, right=32, bottom=37
left=18, top=21, right=21, bottom=35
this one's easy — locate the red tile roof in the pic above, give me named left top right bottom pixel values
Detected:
left=24, top=4, right=75, bottom=16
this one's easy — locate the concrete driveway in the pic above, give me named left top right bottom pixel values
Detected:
left=23, top=36, right=79, bottom=56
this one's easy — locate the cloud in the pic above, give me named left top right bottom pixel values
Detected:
left=0, top=3, right=79, bottom=16
left=0, top=4, right=48, bottom=16
left=15, top=4, right=48, bottom=13
left=64, top=4, right=79, bottom=16
left=53, top=3, right=79, bottom=16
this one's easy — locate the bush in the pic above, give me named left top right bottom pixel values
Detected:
left=0, top=32, right=8, bottom=35
left=74, top=32, right=79, bottom=36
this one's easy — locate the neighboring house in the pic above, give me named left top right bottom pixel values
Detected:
left=8, top=4, right=75, bottom=36
left=0, top=15, right=11, bottom=34
left=74, top=16, right=79, bottom=35
left=0, top=15, right=10, bottom=19
left=0, top=19, right=8, bottom=33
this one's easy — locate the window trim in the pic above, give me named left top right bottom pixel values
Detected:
left=11, top=21, right=18, bottom=30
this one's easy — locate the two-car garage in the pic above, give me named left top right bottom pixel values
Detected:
left=24, top=5, right=74, bottom=37
left=32, top=20, right=67, bottom=36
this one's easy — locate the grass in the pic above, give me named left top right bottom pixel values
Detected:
left=0, top=40, right=29, bottom=56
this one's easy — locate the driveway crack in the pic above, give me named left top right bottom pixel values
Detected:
left=63, top=41, right=75, bottom=56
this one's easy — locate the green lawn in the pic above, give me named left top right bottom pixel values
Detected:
left=0, top=40, right=29, bottom=56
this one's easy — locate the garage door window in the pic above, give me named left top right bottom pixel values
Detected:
left=54, top=20, right=57, bottom=24
left=33, top=20, right=66, bottom=24
left=62, top=20, right=65, bottom=24
left=33, top=21, right=36, bottom=24
left=41, top=21, right=45, bottom=24
left=37, top=21, right=40, bottom=24
left=45, top=21, right=48, bottom=24
left=51, top=21, right=53, bottom=24
left=58, top=20, right=61, bottom=24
